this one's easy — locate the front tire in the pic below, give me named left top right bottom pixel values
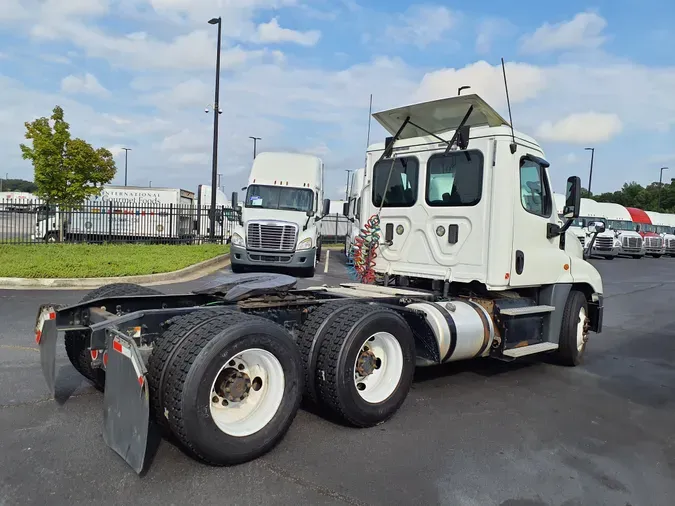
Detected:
left=314, top=305, right=415, bottom=427
left=157, top=311, right=303, bottom=465
left=231, top=262, right=246, bottom=274
left=556, top=290, right=589, bottom=366
left=604, top=255, right=614, bottom=260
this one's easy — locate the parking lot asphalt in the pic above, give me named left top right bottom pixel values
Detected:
left=1, top=253, right=673, bottom=506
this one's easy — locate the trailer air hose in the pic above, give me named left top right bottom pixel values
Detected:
left=350, top=214, right=381, bottom=284
left=349, top=155, right=400, bottom=284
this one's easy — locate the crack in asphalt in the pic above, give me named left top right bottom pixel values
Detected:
left=0, top=391, right=97, bottom=410
left=258, top=461, right=372, bottom=506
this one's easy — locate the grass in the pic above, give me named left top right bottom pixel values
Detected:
left=0, top=243, right=229, bottom=279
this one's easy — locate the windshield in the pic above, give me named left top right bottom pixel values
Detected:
left=607, top=219, right=638, bottom=231
left=642, top=224, right=657, bottom=233
left=245, top=185, right=314, bottom=213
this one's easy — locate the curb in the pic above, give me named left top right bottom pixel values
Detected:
left=0, top=254, right=231, bottom=290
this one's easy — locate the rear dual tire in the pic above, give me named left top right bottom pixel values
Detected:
left=148, top=310, right=303, bottom=465
left=297, top=303, right=416, bottom=427
left=64, top=283, right=162, bottom=391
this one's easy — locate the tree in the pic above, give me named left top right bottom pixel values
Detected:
left=20, top=106, right=116, bottom=239
left=0, top=178, right=37, bottom=193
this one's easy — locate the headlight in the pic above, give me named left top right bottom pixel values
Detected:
left=297, top=237, right=312, bottom=250
left=231, top=233, right=245, bottom=247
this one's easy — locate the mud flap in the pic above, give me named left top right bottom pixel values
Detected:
left=35, top=304, right=58, bottom=398
left=102, top=331, right=150, bottom=475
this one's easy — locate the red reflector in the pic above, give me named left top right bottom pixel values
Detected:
left=103, top=352, right=109, bottom=367
left=90, top=350, right=99, bottom=360
left=35, top=330, right=42, bottom=345
left=138, top=376, right=145, bottom=387
left=48, top=312, right=56, bottom=320
left=112, top=340, right=123, bottom=354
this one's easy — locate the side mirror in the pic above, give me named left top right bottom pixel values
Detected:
left=342, top=202, right=349, bottom=217
left=563, top=176, right=581, bottom=219
left=231, top=191, right=241, bottom=211
left=588, top=221, right=605, bottom=234
left=635, top=224, right=640, bottom=232
left=322, top=198, right=331, bottom=216
left=306, top=209, right=315, bottom=218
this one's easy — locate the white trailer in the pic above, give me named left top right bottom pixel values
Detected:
left=35, top=93, right=604, bottom=476
left=33, top=186, right=196, bottom=243
left=196, top=184, right=231, bottom=240
left=229, top=152, right=330, bottom=276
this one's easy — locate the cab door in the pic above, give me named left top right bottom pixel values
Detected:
left=509, top=153, right=571, bottom=287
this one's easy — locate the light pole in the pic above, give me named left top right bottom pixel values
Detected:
left=149, top=181, right=152, bottom=188
left=208, top=16, right=222, bottom=241
left=345, top=169, right=353, bottom=200
left=584, top=147, right=595, bottom=194
left=458, top=85, right=470, bottom=95
left=122, top=148, right=131, bottom=186
left=249, top=136, right=261, bottom=159
left=658, top=167, right=669, bottom=211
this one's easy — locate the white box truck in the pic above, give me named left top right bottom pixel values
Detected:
left=34, top=94, right=605, bottom=475
left=33, top=186, right=196, bottom=243
left=229, top=152, right=330, bottom=276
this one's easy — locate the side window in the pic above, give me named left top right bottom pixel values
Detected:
left=372, top=157, right=419, bottom=207
left=519, top=158, right=552, bottom=217
left=425, top=150, right=483, bottom=206
left=355, top=197, right=361, bottom=220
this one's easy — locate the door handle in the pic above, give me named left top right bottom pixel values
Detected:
left=515, top=250, right=525, bottom=275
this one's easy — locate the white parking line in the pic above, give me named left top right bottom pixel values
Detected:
left=324, top=249, right=330, bottom=273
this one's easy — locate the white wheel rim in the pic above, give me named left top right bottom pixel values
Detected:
left=353, top=332, right=403, bottom=404
left=208, top=348, right=285, bottom=437
left=576, top=307, right=588, bottom=352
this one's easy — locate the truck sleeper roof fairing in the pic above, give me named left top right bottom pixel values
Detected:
left=372, top=94, right=510, bottom=140
left=626, top=207, right=651, bottom=225
left=248, top=151, right=322, bottom=189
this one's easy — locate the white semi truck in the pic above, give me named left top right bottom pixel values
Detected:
left=229, top=152, right=330, bottom=277
left=34, top=93, right=604, bottom=475
left=646, top=210, right=675, bottom=256
left=596, top=202, right=646, bottom=258
left=32, top=186, right=197, bottom=243
left=552, top=195, right=619, bottom=259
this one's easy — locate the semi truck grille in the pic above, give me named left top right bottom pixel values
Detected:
left=646, top=237, right=663, bottom=248
left=247, top=222, right=297, bottom=251
left=594, top=237, right=613, bottom=249
left=622, top=237, right=642, bottom=248
left=668, top=239, right=675, bottom=248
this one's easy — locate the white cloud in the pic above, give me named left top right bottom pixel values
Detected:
left=536, top=112, right=623, bottom=143
left=475, top=18, right=515, bottom=54
left=565, top=152, right=578, bottom=164
left=61, top=73, right=110, bottom=97
left=521, top=12, right=608, bottom=54
left=415, top=60, right=547, bottom=108
left=384, top=5, right=456, bottom=48
left=40, top=54, right=72, bottom=64
left=254, top=18, right=321, bottom=46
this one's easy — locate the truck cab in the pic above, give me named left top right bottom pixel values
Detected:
left=359, top=94, right=602, bottom=295
left=230, top=152, right=330, bottom=276
left=343, top=167, right=364, bottom=256
left=646, top=210, right=673, bottom=256
left=597, top=202, right=646, bottom=258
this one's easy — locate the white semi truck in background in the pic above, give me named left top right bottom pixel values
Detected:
left=596, top=202, right=646, bottom=258
left=229, top=152, right=330, bottom=276
left=646, top=210, right=675, bottom=256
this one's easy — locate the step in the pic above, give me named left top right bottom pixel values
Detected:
left=503, top=342, right=559, bottom=358
left=499, top=305, right=556, bottom=316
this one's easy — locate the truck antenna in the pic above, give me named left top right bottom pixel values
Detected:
left=501, top=57, right=517, bottom=154
left=364, top=93, right=373, bottom=169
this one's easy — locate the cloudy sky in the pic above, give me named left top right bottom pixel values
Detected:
left=1, top=0, right=674, bottom=200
